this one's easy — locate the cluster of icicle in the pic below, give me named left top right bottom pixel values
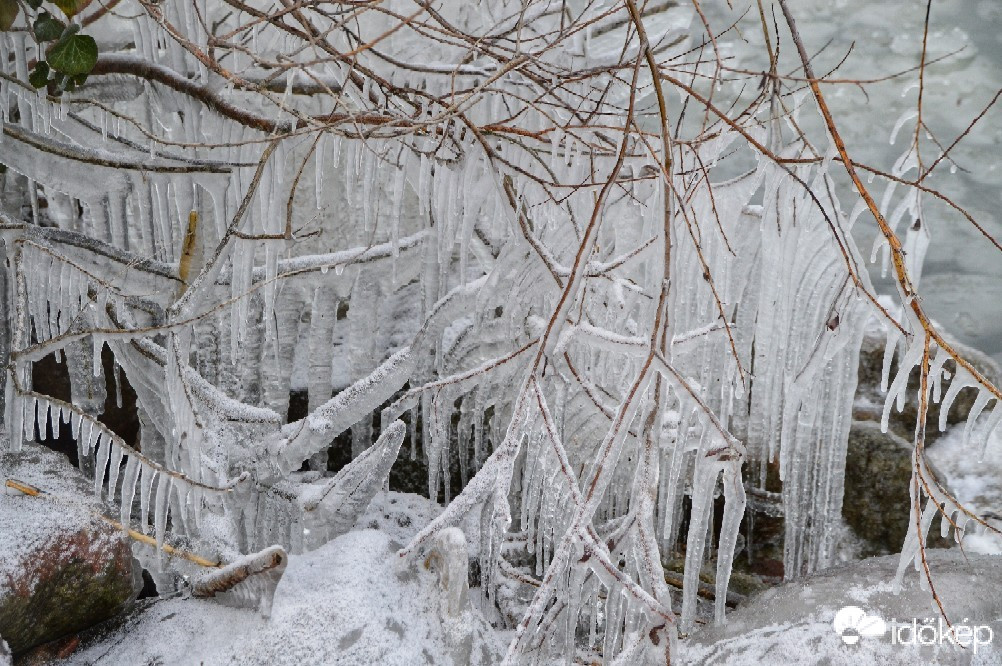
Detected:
left=9, top=389, right=243, bottom=554
left=869, top=138, right=1001, bottom=591
left=1, top=0, right=990, bottom=662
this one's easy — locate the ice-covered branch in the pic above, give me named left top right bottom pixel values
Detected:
left=192, top=545, right=288, bottom=617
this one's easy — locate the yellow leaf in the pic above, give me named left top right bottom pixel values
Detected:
left=51, top=0, right=93, bottom=18
left=0, top=0, right=18, bottom=32
left=176, top=210, right=199, bottom=299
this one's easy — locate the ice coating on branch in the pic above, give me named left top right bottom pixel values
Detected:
left=192, top=545, right=288, bottom=618
left=297, top=420, right=406, bottom=550
left=13, top=391, right=246, bottom=549
left=424, top=527, right=471, bottom=619
left=0, top=0, right=988, bottom=662
left=267, top=349, right=413, bottom=479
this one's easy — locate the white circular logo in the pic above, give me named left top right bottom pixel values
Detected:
left=833, top=606, right=887, bottom=645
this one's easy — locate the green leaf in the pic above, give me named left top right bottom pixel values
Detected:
left=46, top=33, right=98, bottom=76
left=24, top=0, right=43, bottom=9
left=33, top=12, right=65, bottom=42
left=50, top=0, right=93, bottom=18
left=28, top=61, right=49, bottom=89
left=0, top=0, right=18, bottom=32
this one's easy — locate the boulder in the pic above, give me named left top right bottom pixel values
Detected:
left=842, top=421, right=952, bottom=557
left=0, top=441, right=140, bottom=655
left=682, top=550, right=1002, bottom=665
left=842, top=324, right=999, bottom=556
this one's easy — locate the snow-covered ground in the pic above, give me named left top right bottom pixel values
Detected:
left=63, top=493, right=504, bottom=665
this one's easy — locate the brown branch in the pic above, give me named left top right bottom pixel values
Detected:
left=192, top=546, right=288, bottom=598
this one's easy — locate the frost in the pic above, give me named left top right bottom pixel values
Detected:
left=0, top=0, right=997, bottom=662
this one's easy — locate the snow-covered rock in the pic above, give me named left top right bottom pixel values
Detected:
left=682, top=550, right=1002, bottom=665
left=0, top=442, right=139, bottom=655
left=64, top=528, right=503, bottom=665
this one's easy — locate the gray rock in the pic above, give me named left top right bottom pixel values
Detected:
left=683, top=550, right=1002, bottom=665
left=841, top=326, right=1000, bottom=557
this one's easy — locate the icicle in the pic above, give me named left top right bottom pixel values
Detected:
left=113, top=361, right=124, bottom=409
left=107, top=445, right=125, bottom=500
left=681, top=452, right=721, bottom=630
left=154, top=474, right=172, bottom=552
left=939, top=367, right=974, bottom=431
left=26, top=395, right=39, bottom=441
left=93, top=437, right=112, bottom=495
left=79, top=417, right=95, bottom=459
left=714, top=464, right=746, bottom=623
left=93, top=336, right=105, bottom=378
left=8, top=387, right=23, bottom=453
left=963, top=392, right=991, bottom=449
left=120, top=457, right=141, bottom=527
left=139, top=467, right=157, bottom=534
left=190, top=486, right=204, bottom=529
left=977, top=405, right=1002, bottom=459
left=881, top=337, right=924, bottom=433
left=889, top=109, right=918, bottom=145
left=315, top=132, right=327, bottom=209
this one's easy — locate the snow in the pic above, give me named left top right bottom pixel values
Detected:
left=681, top=551, right=1002, bottom=666
left=355, top=491, right=444, bottom=543
left=65, top=516, right=502, bottom=665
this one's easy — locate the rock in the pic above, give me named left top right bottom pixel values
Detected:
left=842, top=421, right=952, bottom=557
left=0, top=441, right=140, bottom=655
left=740, top=467, right=787, bottom=580
left=682, top=550, right=1002, bottom=665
